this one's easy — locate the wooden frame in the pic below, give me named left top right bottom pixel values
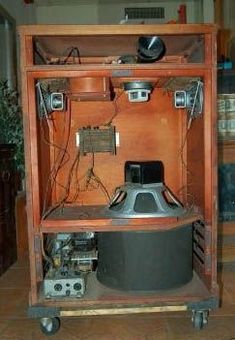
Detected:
left=18, top=24, right=218, bottom=317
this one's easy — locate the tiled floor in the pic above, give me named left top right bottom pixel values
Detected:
left=0, top=260, right=235, bottom=339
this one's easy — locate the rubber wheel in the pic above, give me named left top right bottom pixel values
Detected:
left=193, top=312, right=204, bottom=330
left=40, top=317, right=60, bottom=336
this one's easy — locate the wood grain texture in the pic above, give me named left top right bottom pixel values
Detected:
left=37, top=271, right=213, bottom=308
left=60, top=305, right=187, bottom=317
left=18, top=24, right=217, bottom=37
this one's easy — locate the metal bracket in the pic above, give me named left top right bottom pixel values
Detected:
left=28, top=306, right=60, bottom=318
left=34, top=234, right=41, bottom=253
left=187, top=297, right=219, bottom=311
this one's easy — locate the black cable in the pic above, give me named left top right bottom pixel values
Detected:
left=42, top=149, right=80, bottom=219
left=105, top=90, right=124, bottom=126
left=62, top=47, right=81, bottom=65
left=41, top=99, right=72, bottom=218
left=83, top=129, right=110, bottom=202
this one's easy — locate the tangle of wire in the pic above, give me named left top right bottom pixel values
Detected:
left=83, top=129, right=111, bottom=202
left=105, top=89, right=124, bottom=126
left=41, top=99, right=72, bottom=218
left=61, top=47, right=81, bottom=65
left=42, top=86, right=124, bottom=218
left=178, top=119, right=196, bottom=213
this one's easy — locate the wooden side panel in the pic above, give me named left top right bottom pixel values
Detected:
left=210, top=32, right=219, bottom=287
left=15, top=192, right=28, bottom=259
left=187, top=117, right=205, bottom=214
left=37, top=117, right=55, bottom=215
left=19, top=35, right=40, bottom=304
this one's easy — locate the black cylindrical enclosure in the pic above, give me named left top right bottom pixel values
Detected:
left=137, top=36, right=166, bottom=63
left=97, top=224, right=192, bottom=291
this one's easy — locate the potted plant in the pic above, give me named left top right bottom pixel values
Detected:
left=0, top=80, right=24, bottom=177
left=0, top=80, right=26, bottom=267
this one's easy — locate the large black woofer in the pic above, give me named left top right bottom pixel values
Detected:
left=97, top=224, right=193, bottom=291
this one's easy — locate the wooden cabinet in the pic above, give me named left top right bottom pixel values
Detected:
left=0, top=144, right=17, bottom=275
left=19, top=24, right=218, bottom=333
left=217, top=72, right=235, bottom=268
left=218, top=140, right=235, bottom=268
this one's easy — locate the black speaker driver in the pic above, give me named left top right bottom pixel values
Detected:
left=138, top=36, right=166, bottom=63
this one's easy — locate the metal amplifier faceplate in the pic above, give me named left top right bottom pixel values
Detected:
left=43, top=269, right=86, bottom=299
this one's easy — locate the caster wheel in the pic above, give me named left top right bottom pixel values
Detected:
left=193, top=312, right=204, bottom=330
left=40, top=317, right=60, bottom=336
left=192, top=310, right=209, bottom=330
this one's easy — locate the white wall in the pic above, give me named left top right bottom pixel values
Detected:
left=223, top=0, right=235, bottom=29
left=98, top=1, right=198, bottom=25
left=202, top=0, right=214, bottom=23
left=0, top=1, right=37, bottom=87
left=0, top=0, right=214, bottom=26
left=36, top=4, right=98, bottom=24
left=36, top=0, right=209, bottom=25
left=0, top=0, right=36, bottom=25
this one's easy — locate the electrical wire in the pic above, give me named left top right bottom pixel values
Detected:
left=54, top=237, right=72, bottom=255
left=105, top=89, right=124, bottom=126
left=41, top=99, right=72, bottom=218
left=42, top=149, right=81, bottom=219
left=41, top=237, right=54, bottom=268
left=83, top=129, right=111, bottom=202
left=40, top=116, right=70, bottom=188
left=67, top=150, right=81, bottom=203
left=61, top=46, right=81, bottom=65
left=178, top=120, right=196, bottom=212
left=41, top=85, right=121, bottom=218
left=61, top=150, right=81, bottom=205
left=87, top=170, right=111, bottom=201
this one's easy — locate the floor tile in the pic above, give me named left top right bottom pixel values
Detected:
left=1, top=262, right=235, bottom=339
left=0, top=268, right=30, bottom=289
left=10, top=257, right=29, bottom=269
left=223, top=285, right=235, bottom=305
left=0, top=289, right=28, bottom=319
left=0, top=317, right=168, bottom=340
left=166, top=316, right=235, bottom=340
left=63, top=315, right=168, bottom=340
left=218, top=271, right=235, bottom=288
left=0, top=319, right=77, bottom=340
left=0, top=320, right=10, bottom=334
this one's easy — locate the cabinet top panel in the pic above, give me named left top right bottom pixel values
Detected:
left=18, top=24, right=217, bottom=36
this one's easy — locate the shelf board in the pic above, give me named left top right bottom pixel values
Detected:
left=25, top=63, right=210, bottom=74
left=40, top=205, right=202, bottom=233
left=38, top=271, right=213, bottom=309
left=218, top=139, right=235, bottom=146
left=18, top=24, right=217, bottom=36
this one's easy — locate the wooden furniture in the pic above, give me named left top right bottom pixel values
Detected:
left=19, top=24, right=218, bottom=334
left=218, top=70, right=235, bottom=93
left=15, top=191, right=28, bottom=259
left=218, top=140, right=235, bottom=268
left=217, top=69, right=235, bottom=268
left=0, top=144, right=17, bottom=275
